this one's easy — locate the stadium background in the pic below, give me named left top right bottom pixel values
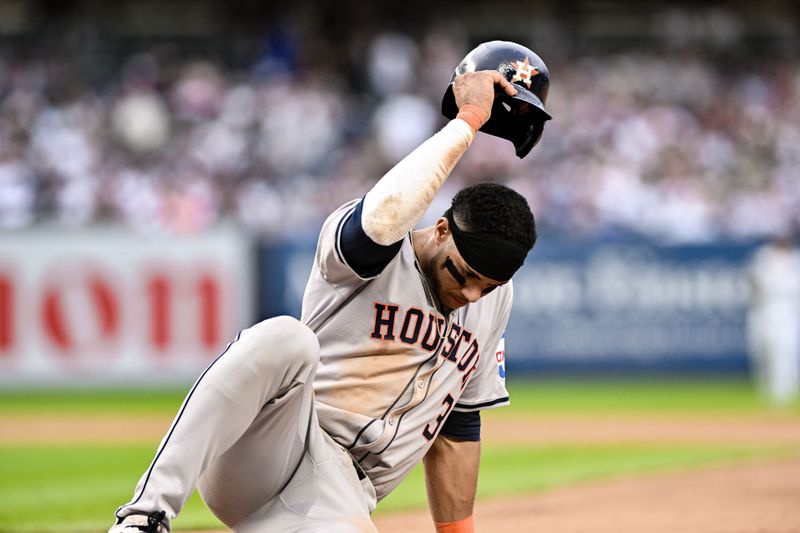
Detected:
left=1, top=0, right=799, bottom=531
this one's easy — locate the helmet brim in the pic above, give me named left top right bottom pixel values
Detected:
left=511, top=87, right=551, bottom=121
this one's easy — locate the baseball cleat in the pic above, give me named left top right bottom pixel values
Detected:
left=108, top=511, right=168, bottom=533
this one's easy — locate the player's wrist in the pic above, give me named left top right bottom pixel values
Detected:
left=434, top=515, right=475, bottom=533
left=456, top=104, right=488, bottom=133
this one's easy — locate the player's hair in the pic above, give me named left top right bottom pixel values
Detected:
left=446, top=182, right=537, bottom=250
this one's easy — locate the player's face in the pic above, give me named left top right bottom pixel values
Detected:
left=430, top=239, right=504, bottom=311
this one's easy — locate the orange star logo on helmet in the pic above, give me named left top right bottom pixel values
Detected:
left=511, top=57, right=539, bottom=88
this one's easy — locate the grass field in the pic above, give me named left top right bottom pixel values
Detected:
left=0, top=378, right=797, bottom=532
left=3, top=377, right=794, bottom=415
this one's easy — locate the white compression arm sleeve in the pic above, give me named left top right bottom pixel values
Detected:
left=361, top=118, right=475, bottom=246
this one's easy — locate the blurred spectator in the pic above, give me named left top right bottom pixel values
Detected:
left=372, top=92, right=438, bottom=164
left=111, top=91, right=170, bottom=155
left=171, top=62, right=226, bottom=123
left=367, top=32, right=419, bottom=95
left=0, top=154, right=35, bottom=229
left=255, top=73, right=344, bottom=176
left=0, top=23, right=799, bottom=242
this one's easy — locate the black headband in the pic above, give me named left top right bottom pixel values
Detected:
left=445, top=210, right=529, bottom=282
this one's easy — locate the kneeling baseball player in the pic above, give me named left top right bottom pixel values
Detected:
left=110, top=41, right=551, bottom=533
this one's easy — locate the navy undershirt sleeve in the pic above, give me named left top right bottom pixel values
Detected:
left=339, top=198, right=403, bottom=278
left=440, top=410, right=481, bottom=441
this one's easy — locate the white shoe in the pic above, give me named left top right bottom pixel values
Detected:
left=108, top=511, right=169, bottom=533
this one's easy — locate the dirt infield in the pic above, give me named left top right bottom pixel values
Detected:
left=373, top=456, right=800, bottom=533
left=4, top=412, right=800, bottom=446
left=3, top=412, right=800, bottom=532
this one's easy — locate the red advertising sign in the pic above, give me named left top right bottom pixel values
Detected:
left=0, top=227, right=253, bottom=385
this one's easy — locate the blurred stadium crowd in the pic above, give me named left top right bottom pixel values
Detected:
left=1, top=23, right=799, bottom=242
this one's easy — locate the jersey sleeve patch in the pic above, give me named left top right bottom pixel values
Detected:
left=496, top=334, right=507, bottom=381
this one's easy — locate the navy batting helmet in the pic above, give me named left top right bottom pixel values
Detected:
left=442, top=40, right=551, bottom=158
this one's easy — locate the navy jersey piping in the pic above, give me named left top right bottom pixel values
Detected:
left=347, top=312, right=450, bottom=451
left=454, top=396, right=510, bottom=410
left=333, top=202, right=358, bottom=266
left=372, top=340, right=454, bottom=455
left=117, top=331, right=243, bottom=514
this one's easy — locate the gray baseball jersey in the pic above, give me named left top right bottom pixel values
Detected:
left=301, top=199, right=512, bottom=501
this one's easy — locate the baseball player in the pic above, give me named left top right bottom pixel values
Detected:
left=109, top=41, right=550, bottom=533
left=748, top=234, right=800, bottom=407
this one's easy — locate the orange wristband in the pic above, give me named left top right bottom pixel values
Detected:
left=456, top=104, right=487, bottom=133
left=434, top=515, right=475, bottom=533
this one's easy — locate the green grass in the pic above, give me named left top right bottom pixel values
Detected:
left=1, top=441, right=787, bottom=532
left=502, top=377, right=800, bottom=415
left=0, top=389, right=189, bottom=415
left=0, top=444, right=223, bottom=533
left=2, top=378, right=795, bottom=416
left=0, top=378, right=798, bottom=532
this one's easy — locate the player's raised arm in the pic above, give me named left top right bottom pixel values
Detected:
left=339, top=41, right=550, bottom=279
left=359, top=71, right=514, bottom=247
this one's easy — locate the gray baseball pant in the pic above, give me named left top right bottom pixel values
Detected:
left=117, top=316, right=378, bottom=532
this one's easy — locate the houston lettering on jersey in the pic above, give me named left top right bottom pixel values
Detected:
left=370, top=302, right=480, bottom=388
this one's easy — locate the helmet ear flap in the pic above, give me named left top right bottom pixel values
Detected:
left=481, top=96, right=546, bottom=157
left=513, top=119, right=545, bottom=158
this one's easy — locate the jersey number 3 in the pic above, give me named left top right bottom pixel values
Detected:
left=422, top=394, right=455, bottom=441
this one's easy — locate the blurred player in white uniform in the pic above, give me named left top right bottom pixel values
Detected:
left=109, top=41, right=550, bottom=533
left=748, top=234, right=800, bottom=407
